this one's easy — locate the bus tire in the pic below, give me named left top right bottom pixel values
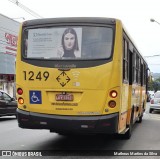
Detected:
left=136, top=115, right=142, bottom=123
left=137, top=103, right=145, bottom=123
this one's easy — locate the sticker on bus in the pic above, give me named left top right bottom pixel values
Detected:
left=29, top=91, right=42, bottom=104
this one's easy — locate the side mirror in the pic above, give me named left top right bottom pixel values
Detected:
left=11, top=97, right=15, bottom=101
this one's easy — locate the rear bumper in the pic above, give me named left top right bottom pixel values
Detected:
left=17, top=109, right=119, bottom=134
left=150, top=104, right=160, bottom=110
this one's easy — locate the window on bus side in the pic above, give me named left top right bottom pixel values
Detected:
left=123, top=38, right=129, bottom=82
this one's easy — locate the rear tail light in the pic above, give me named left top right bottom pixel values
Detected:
left=18, top=97, right=24, bottom=104
left=17, top=88, right=23, bottom=95
left=108, top=100, right=116, bottom=108
left=150, top=99, right=154, bottom=104
left=110, top=90, right=118, bottom=98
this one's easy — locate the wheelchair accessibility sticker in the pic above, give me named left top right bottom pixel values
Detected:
left=29, top=91, right=42, bottom=104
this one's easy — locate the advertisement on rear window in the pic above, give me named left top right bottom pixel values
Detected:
left=27, top=28, right=82, bottom=59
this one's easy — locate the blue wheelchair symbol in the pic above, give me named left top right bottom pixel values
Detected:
left=29, top=91, right=42, bottom=104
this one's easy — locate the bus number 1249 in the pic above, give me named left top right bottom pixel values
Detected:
left=23, top=71, right=49, bottom=81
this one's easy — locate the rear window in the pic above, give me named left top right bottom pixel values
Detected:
left=154, top=92, right=160, bottom=98
left=23, top=26, right=114, bottom=60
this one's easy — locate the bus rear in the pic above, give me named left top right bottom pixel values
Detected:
left=16, top=18, right=122, bottom=134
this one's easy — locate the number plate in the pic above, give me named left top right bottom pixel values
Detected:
left=55, top=94, right=74, bottom=101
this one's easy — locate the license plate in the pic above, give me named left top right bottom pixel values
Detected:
left=55, top=94, right=74, bottom=101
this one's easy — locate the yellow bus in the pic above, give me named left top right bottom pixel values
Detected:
left=16, top=17, right=148, bottom=139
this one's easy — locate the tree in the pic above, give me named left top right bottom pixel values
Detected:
left=153, top=80, right=160, bottom=92
left=148, top=80, right=154, bottom=91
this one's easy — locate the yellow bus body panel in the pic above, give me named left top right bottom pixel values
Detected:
left=16, top=61, right=121, bottom=116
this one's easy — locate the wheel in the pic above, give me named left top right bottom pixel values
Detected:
left=149, top=108, right=153, bottom=113
left=136, top=115, right=142, bottom=123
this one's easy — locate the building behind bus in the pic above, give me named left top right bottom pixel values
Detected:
left=0, top=14, right=20, bottom=97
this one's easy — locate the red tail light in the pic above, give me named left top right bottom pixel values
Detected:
left=17, top=88, right=23, bottom=95
left=150, top=99, right=154, bottom=104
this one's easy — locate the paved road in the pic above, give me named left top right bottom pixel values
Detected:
left=0, top=102, right=160, bottom=158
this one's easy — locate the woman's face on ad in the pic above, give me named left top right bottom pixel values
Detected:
left=64, top=33, right=75, bottom=50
